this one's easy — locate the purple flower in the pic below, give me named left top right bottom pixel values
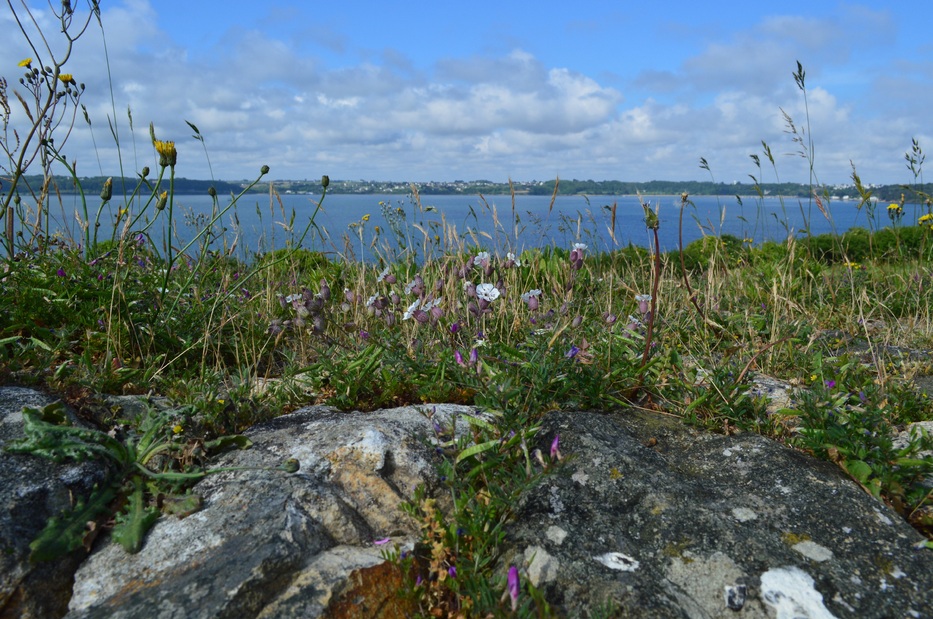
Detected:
left=825, top=380, right=836, bottom=389
left=565, top=345, right=580, bottom=359
left=448, top=565, right=457, bottom=578
left=521, top=289, right=542, bottom=311
left=56, top=268, right=66, bottom=277
left=373, top=537, right=391, bottom=545
left=550, top=435, right=561, bottom=460
left=507, top=565, right=520, bottom=611
left=455, top=350, right=466, bottom=367
left=635, top=294, right=651, bottom=315
left=450, top=322, right=460, bottom=334
left=469, top=348, right=479, bottom=365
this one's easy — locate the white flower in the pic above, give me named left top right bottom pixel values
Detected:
left=377, top=266, right=391, bottom=282
left=521, top=289, right=541, bottom=302
left=507, top=252, right=521, bottom=267
left=403, top=299, right=421, bottom=320
left=423, top=297, right=442, bottom=311
left=366, top=294, right=379, bottom=307
left=284, top=293, right=301, bottom=304
left=573, top=243, right=587, bottom=251
left=476, top=283, right=500, bottom=302
left=475, top=251, right=490, bottom=264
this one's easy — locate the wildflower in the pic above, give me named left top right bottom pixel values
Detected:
left=18, top=58, right=32, bottom=68
left=361, top=213, right=370, bottom=222
left=504, top=252, right=521, bottom=268
left=448, top=566, right=457, bottom=579
left=57, top=73, right=75, bottom=85
left=464, top=281, right=477, bottom=298
left=603, top=312, right=618, bottom=326
left=550, top=434, right=561, bottom=460
left=377, top=266, right=396, bottom=284
left=476, top=283, right=500, bottom=303
left=825, top=380, right=836, bottom=389
left=920, top=213, right=933, bottom=228
left=565, top=345, right=580, bottom=359
left=521, top=289, right=541, bottom=311
left=172, top=424, right=183, bottom=434
left=56, top=268, right=66, bottom=277
left=455, top=350, right=466, bottom=366
left=507, top=566, right=520, bottom=611
left=475, top=251, right=490, bottom=265
left=626, top=315, right=642, bottom=331
left=469, top=348, right=479, bottom=365
left=344, top=288, right=356, bottom=304
left=450, top=322, right=460, bottom=334
left=156, top=190, right=168, bottom=211
left=635, top=293, right=651, bottom=314
left=403, top=300, right=421, bottom=320
left=373, top=537, right=391, bottom=545
left=404, top=275, right=424, bottom=297
left=154, top=139, right=177, bottom=167
left=569, top=243, right=586, bottom=270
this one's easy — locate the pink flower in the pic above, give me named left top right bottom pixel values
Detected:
left=507, top=565, right=520, bottom=611
left=550, top=435, right=561, bottom=460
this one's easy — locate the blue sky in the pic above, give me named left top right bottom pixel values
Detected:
left=3, top=1, right=932, bottom=184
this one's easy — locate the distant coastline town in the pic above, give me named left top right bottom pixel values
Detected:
left=20, top=175, right=923, bottom=203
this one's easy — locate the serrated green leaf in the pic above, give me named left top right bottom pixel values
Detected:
left=29, top=484, right=117, bottom=563
left=112, top=476, right=160, bottom=554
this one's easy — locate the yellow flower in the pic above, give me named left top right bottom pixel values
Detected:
left=361, top=214, right=370, bottom=222
left=887, top=203, right=901, bottom=211
left=172, top=424, right=183, bottom=434
left=919, top=214, right=933, bottom=224
left=18, top=58, right=32, bottom=68
left=154, top=139, right=177, bottom=167
left=156, top=190, right=168, bottom=211
left=58, top=73, right=74, bottom=85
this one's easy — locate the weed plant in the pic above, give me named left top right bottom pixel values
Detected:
left=1, top=3, right=932, bottom=615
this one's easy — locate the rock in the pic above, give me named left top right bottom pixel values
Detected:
left=0, top=387, right=110, bottom=619
left=65, top=403, right=470, bottom=619
left=504, top=409, right=933, bottom=618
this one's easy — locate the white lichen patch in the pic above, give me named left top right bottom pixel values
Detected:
left=792, top=540, right=834, bottom=562
left=594, top=552, right=640, bottom=572
left=760, top=566, right=837, bottom=619
left=571, top=469, right=589, bottom=485
left=731, top=507, right=758, bottom=522
left=523, top=545, right=560, bottom=586
left=545, top=525, right=568, bottom=545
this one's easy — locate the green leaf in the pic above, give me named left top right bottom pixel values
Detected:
left=29, top=484, right=117, bottom=562
left=112, top=476, right=160, bottom=554
left=203, top=434, right=253, bottom=454
left=843, top=459, right=873, bottom=485
left=455, top=439, right=501, bottom=465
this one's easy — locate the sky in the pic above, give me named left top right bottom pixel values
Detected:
left=2, top=1, right=932, bottom=185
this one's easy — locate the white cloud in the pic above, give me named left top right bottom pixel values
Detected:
left=1, top=1, right=928, bottom=185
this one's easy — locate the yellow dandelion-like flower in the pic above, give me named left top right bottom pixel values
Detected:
left=172, top=424, right=183, bottom=434
left=919, top=213, right=933, bottom=224
left=361, top=213, right=371, bottom=222
left=154, top=139, right=177, bottom=167
left=58, top=73, right=74, bottom=85
left=887, top=203, right=902, bottom=211
left=18, top=58, right=32, bottom=68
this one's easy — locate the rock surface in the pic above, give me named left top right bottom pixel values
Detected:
left=65, top=402, right=465, bottom=619
left=1, top=385, right=932, bottom=618
left=505, top=409, right=933, bottom=618
left=0, top=387, right=109, bottom=619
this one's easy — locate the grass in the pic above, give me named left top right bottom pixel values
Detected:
left=1, top=3, right=932, bottom=616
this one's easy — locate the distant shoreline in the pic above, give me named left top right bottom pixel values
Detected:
left=16, top=174, right=921, bottom=203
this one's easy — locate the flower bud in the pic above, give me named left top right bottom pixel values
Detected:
left=99, top=177, right=112, bottom=201
left=156, top=191, right=168, bottom=211
left=141, top=166, right=150, bottom=177
left=208, top=186, right=217, bottom=197
left=260, top=165, right=270, bottom=175
left=321, top=175, right=330, bottom=188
